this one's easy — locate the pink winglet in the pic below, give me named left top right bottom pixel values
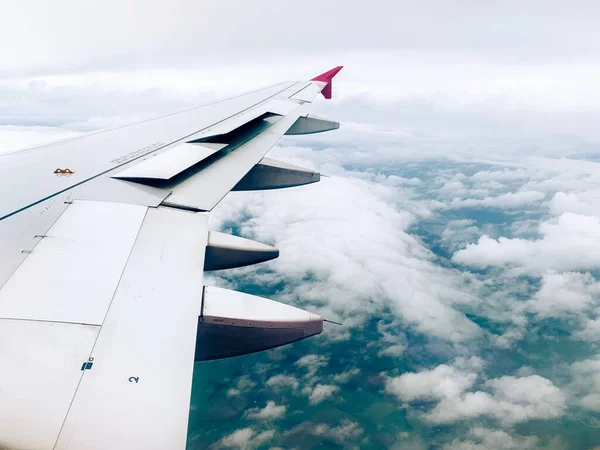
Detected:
left=310, top=66, right=343, bottom=99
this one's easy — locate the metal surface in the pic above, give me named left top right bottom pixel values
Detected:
left=55, top=208, right=208, bottom=450
left=0, top=320, right=99, bottom=450
left=0, top=201, right=147, bottom=324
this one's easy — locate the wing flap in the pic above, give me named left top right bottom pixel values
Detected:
left=0, top=320, right=99, bottom=450
left=0, top=201, right=147, bottom=325
left=55, top=207, right=208, bottom=449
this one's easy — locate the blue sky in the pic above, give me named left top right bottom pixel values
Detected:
left=3, top=1, right=600, bottom=448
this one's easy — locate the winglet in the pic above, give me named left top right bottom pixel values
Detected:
left=311, top=66, right=343, bottom=99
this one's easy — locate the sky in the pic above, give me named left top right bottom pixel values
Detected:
left=3, top=1, right=600, bottom=448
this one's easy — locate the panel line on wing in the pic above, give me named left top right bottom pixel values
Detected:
left=0, top=317, right=101, bottom=327
left=286, top=82, right=315, bottom=100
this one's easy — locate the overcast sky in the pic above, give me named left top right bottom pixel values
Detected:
left=2, top=0, right=600, bottom=75
left=2, top=0, right=600, bottom=150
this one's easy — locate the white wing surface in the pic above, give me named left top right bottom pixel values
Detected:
left=0, top=66, right=343, bottom=450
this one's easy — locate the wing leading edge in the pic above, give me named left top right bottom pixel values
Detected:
left=0, top=67, right=343, bottom=450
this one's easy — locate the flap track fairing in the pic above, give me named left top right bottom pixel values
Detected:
left=232, top=157, right=320, bottom=191
left=195, top=286, right=323, bottom=361
left=204, top=231, right=279, bottom=271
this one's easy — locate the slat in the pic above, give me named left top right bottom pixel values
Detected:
left=55, top=208, right=208, bottom=450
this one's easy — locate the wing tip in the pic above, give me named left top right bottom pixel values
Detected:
left=310, top=66, right=344, bottom=100
left=310, top=66, right=344, bottom=82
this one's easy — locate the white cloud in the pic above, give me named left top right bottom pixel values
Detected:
left=570, top=356, right=600, bottom=412
left=332, top=368, right=360, bottom=383
left=285, top=419, right=363, bottom=445
left=574, top=318, right=600, bottom=342
left=379, top=344, right=407, bottom=358
left=265, top=374, right=299, bottom=391
left=313, top=420, right=363, bottom=443
left=443, top=427, right=539, bottom=450
left=212, top=152, right=482, bottom=343
left=447, top=190, right=545, bottom=210
left=429, top=375, right=566, bottom=425
left=525, top=272, right=599, bottom=318
left=453, top=213, right=600, bottom=274
left=550, top=190, right=600, bottom=218
left=439, top=181, right=469, bottom=197
left=303, top=384, right=340, bottom=405
left=385, top=175, right=422, bottom=186
left=295, top=354, right=329, bottom=378
left=227, top=376, right=256, bottom=397
left=471, top=169, right=532, bottom=183
left=212, top=427, right=275, bottom=450
left=386, top=359, right=566, bottom=425
left=375, top=320, right=408, bottom=358
left=244, top=401, right=286, bottom=421
left=385, top=357, right=482, bottom=403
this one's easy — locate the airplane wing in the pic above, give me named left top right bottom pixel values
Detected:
left=0, top=66, right=343, bottom=450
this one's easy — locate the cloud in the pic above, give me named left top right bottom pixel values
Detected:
left=295, top=354, right=329, bottom=378
left=385, top=357, right=482, bottom=403
left=227, top=376, right=256, bottom=397
left=428, top=375, right=566, bottom=425
left=439, top=181, right=469, bottom=197
left=570, top=356, right=600, bottom=412
left=212, top=427, right=275, bottom=450
left=379, top=344, right=407, bottom=358
left=443, top=427, right=540, bottom=450
left=285, top=419, right=363, bottom=445
left=212, top=150, right=482, bottom=343
left=332, top=368, right=360, bottom=383
left=453, top=213, right=600, bottom=274
left=244, top=401, right=286, bottom=421
left=265, top=374, right=299, bottom=391
left=525, top=271, right=599, bottom=318
left=386, top=358, right=566, bottom=425
left=447, top=190, right=545, bottom=210
left=574, top=318, right=600, bottom=342
left=375, top=319, right=408, bottom=358
left=303, top=384, right=340, bottom=405
left=550, top=191, right=600, bottom=218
